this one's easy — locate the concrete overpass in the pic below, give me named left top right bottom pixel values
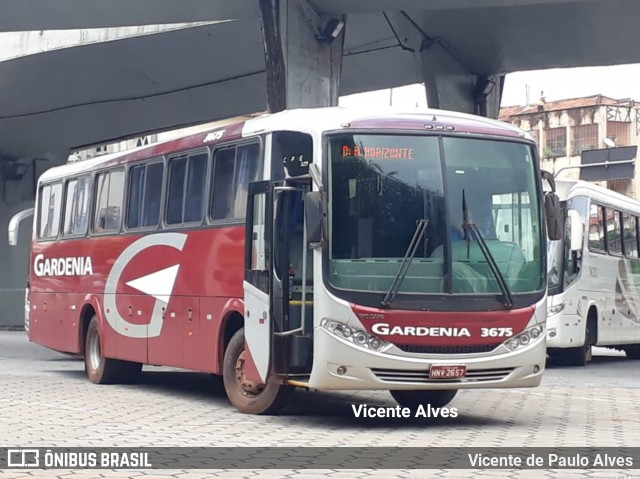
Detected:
left=1, top=0, right=640, bottom=325
left=3, top=0, right=640, bottom=163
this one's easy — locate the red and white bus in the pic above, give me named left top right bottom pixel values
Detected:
left=12, top=107, right=560, bottom=414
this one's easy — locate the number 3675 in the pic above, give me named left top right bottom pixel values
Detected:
left=480, top=327, right=513, bottom=337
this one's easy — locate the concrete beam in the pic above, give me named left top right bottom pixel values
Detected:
left=0, top=0, right=259, bottom=32
left=259, top=0, right=345, bottom=111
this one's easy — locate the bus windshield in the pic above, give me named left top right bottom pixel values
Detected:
left=328, top=134, right=544, bottom=299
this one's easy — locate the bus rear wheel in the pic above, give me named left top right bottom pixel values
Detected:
left=85, top=316, right=142, bottom=384
left=624, top=345, right=640, bottom=359
left=390, top=389, right=457, bottom=409
left=222, top=328, right=289, bottom=415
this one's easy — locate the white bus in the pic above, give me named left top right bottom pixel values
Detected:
left=547, top=179, right=640, bottom=365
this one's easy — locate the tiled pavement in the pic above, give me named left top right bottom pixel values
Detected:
left=1, top=331, right=640, bottom=479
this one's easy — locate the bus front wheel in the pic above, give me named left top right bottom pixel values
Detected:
left=84, top=316, right=141, bottom=384
left=222, top=328, right=289, bottom=414
left=559, top=344, right=591, bottom=366
left=390, top=389, right=458, bottom=409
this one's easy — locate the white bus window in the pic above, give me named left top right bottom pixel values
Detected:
left=94, top=170, right=124, bottom=232
left=623, top=212, right=638, bottom=258
left=588, top=204, right=606, bottom=251
left=607, top=209, right=623, bottom=255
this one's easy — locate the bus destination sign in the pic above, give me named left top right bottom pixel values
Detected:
left=341, top=145, right=414, bottom=160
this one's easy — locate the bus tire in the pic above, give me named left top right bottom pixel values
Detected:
left=559, top=345, right=588, bottom=366
left=560, top=311, right=596, bottom=366
left=85, top=316, right=141, bottom=384
left=624, top=345, right=640, bottom=359
left=222, top=328, right=289, bottom=415
left=390, top=389, right=457, bottom=409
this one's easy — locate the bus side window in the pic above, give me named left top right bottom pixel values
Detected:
left=63, top=179, right=79, bottom=236
left=607, top=209, right=623, bottom=255
left=210, top=148, right=235, bottom=220
left=166, top=158, right=187, bottom=225
left=588, top=203, right=606, bottom=251
left=623, top=212, right=639, bottom=258
left=38, top=183, right=63, bottom=239
left=231, top=143, right=261, bottom=218
left=166, top=152, right=207, bottom=225
left=210, top=142, right=261, bottom=221
left=143, top=162, right=163, bottom=227
left=183, top=153, right=207, bottom=223
left=94, top=170, right=124, bottom=232
left=74, top=177, right=91, bottom=235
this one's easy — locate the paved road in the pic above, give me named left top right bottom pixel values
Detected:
left=1, top=331, right=640, bottom=478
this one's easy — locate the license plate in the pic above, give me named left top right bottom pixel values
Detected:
left=429, top=365, right=467, bottom=379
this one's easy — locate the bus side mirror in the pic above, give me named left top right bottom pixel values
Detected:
left=541, top=170, right=562, bottom=241
left=304, top=191, right=323, bottom=245
left=8, top=208, right=34, bottom=246
left=567, top=209, right=583, bottom=251
left=545, top=192, right=562, bottom=241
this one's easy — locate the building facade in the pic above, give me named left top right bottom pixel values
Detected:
left=499, top=95, right=640, bottom=199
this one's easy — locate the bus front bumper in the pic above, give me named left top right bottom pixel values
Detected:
left=308, top=326, right=546, bottom=390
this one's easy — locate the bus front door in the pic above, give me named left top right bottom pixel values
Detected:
left=243, top=181, right=273, bottom=384
left=243, top=180, right=313, bottom=384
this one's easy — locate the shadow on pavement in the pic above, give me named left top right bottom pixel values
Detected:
left=545, top=351, right=630, bottom=369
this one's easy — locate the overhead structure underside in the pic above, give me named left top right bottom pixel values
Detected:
left=0, top=0, right=639, bottom=161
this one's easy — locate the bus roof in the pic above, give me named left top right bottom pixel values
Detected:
left=555, top=178, right=640, bottom=211
left=40, top=106, right=530, bottom=183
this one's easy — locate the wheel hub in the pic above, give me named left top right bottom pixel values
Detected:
left=235, top=350, right=265, bottom=396
left=89, top=331, right=101, bottom=371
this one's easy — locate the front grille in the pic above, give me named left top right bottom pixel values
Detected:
left=396, top=344, right=500, bottom=354
left=371, top=367, right=515, bottom=384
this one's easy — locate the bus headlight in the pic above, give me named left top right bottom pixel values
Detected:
left=504, top=324, right=544, bottom=351
left=321, top=319, right=388, bottom=351
left=547, top=302, right=565, bottom=316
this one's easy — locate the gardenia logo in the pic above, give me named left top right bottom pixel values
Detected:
left=371, top=323, right=471, bottom=337
left=33, top=254, right=94, bottom=277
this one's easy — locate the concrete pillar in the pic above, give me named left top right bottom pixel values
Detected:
left=421, top=42, right=504, bottom=119
left=381, top=11, right=504, bottom=119
left=259, top=0, right=345, bottom=112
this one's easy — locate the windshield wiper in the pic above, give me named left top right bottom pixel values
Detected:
left=380, top=218, right=429, bottom=308
left=461, top=190, right=514, bottom=309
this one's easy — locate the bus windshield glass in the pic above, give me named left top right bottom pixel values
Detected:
left=328, top=134, right=544, bottom=298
